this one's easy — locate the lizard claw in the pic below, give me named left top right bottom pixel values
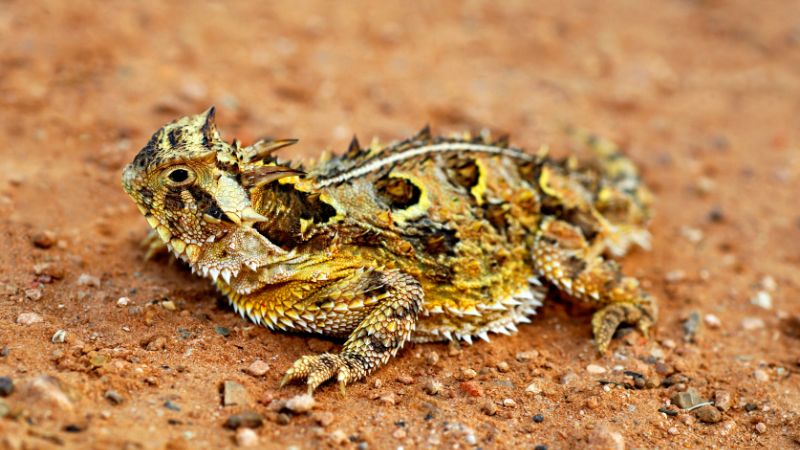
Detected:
left=280, top=353, right=363, bottom=394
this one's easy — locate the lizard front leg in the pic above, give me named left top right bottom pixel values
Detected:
left=532, top=217, right=657, bottom=353
left=280, top=269, right=424, bottom=394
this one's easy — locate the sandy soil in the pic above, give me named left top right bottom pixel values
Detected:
left=1, top=1, right=799, bottom=448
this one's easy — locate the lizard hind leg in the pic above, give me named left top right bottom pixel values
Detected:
left=280, top=270, right=424, bottom=394
left=532, top=217, right=657, bottom=353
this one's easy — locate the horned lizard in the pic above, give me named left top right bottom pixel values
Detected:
left=122, top=108, right=656, bottom=394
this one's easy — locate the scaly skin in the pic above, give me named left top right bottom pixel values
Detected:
left=122, top=108, right=657, bottom=394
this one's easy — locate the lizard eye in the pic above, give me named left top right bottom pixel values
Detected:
left=164, top=167, right=195, bottom=186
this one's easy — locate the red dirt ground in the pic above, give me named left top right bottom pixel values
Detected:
left=1, top=1, right=799, bottom=448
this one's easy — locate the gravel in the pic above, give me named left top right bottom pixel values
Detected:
left=222, top=381, right=250, bottom=406
left=753, top=369, right=769, bottom=382
left=76, top=274, right=101, bottom=287
left=285, top=394, right=315, bottom=413
left=704, top=314, right=722, bottom=328
left=694, top=404, right=722, bottom=423
left=225, top=411, right=264, bottom=429
left=532, top=414, right=544, bottom=423
left=244, top=360, right=270, bottom=377
left=496, top=361, right=510, bottom=373
left=713, top=390, right=732, bottom=411
left=423, top=378, right=443, bottom=395
left=750, top=291, right=772, bottom=310
left=586, top=425, right=625, bottom=450
left=0, top=377, right=13, bottom=397
left=16, top=312, right=44, bottom=325
left=741, top=317, right=765, bottom=331
left=51, top=330, right=67, bottom=343
left=755, top=422, right=767, bottom=434
left=586, top=364, right=607, bottom=374
left=525, top=381, right=543, bottom=394
left=32, top=230, right=57, bottom=248
left=671, top=388, right=704, bottom=409
left=104, top=390, right=124, bottom=405
left=236, top=427, right=259, bottom=447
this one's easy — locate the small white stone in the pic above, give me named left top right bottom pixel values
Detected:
left=285, top=394, right=315, bottom=413
left=51, top=329, right=67, bottom=343
left=16, top=312, right=43, bottom=325
left=680, top=227, right=703, bottom=244
left=750, top=291, right=772, bottom=310
left=236, top=428, right=259, bottom=447
left=741, top=317, right=765, bottom=331
left=664, top=270, right=685, bottom=283
left=704, top=314, right=722, bottom=328
left=668, top=426, right=679, bottom=435
left=77, top=273, right=101, bottom=287
left=525, top=382, right=542, bottom=394
left=586, top=364, right=607, bottom=375
left=117, top=297, right=130, bottom=307
left=760, top=276, right=777, bottom=291
left=753, top=369, right=769, bottom=382
left=502, top=398, right=516, bottom=408
left=244, top=360, right=270, bottom=377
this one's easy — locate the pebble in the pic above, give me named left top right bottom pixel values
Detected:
left=760, top=276, right=777, bottom=291
left=694, top=405, right=722, bottom=423
left=222, top=381, right=250, bottom=406
left=586, top=425, right=625, bottom=450
left=104, top=390, right=124, bottom=405
left=161, top=300, right=177, bottom=311
left=423, top=379, right=443, bottom=396
left=664, top=270, right=686, bottom=283
left=755, top=422, right=767, bottom=434
left=244, top=360, right=270, bottom=377
left=236, top=428, right=259, bottom=447
left=116, top=297, right=130, bottom=307
left=214, top=326, right=231, bottom=337
left=0, top=399, right=9, bottom=418
left=671, top=388, right=704, bottom=409
left=480, top=400, right=497, bottom=416
left=16, top=312, right=44, bottom=325
left=681, top=227, right=704, bottom=244
left=311, top=411, right=334, bottom=427
left=397, top=374, right=415, bottom=385
left=496, top=361, right=510, bottom=373
left=750, top=291, right=772, bottom=310
left=328, top=430, right=348, bottom=445
left=532, top=414, right=544, bottom=423
left=713, top=390, right=732, bottom=411
left=459, top=368, right=477, bottom=380
left=51, top=330, right=67, bottom=343
left=225, top=411, right=264, bottom=429
left=24, top=288, right=43, bottom=300
left=378, top=392, right=396, bottom=405
left=21, top=376, right=74, bottom=414
left=560, top=371, right=577, bottom=385
left=459, top=381, right=482, bottom=397
left=667, top=426, right=679, bottom=435
left=502, top=398, right=516, bottom=408
left=164, top=400, right=181, bottom=411
left=275, top=413, right=291, bottom=425
left=392, top=428, right=407, bottom=439
left=32, top=230, right=57, bottom=248
left=585, top=397, right=600, bottom=410
left=753, top=369, right=769, bottom=382
left=741, top=317, right=765, bottom=331
left=525, top=381, right=543, bottom=394
left=0, top=377, right=13, bottom=397
left=515, top=350, right=539, bottom=362
left=704, top=314, right=722, bottom=328
left=586, top=364, right=607, bottom=375
left=425, top=351, right=440, bottom=365
left=683, top=311, right=701, bottom=342
left=76, top=274, right=101, bottom=287
left=285, top=394, right=315, bottom=413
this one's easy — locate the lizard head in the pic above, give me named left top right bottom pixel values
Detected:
left=122, top=107, right=285, bottom=274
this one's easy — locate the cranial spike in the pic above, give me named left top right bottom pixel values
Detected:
left=239, top=206, right=268, bottom=224
left=146, top=216, right=160, bottom=228
left=209, top=268, right=220, bottom=282
left=247, top=138, right=299, bottom=162
left=201, top=106, right=218, bottom=142
left=241, top=165, right=305, bottom=188
left=478, top=331, right=490, bottom=342
left=462, top=334, right=473, bottom=345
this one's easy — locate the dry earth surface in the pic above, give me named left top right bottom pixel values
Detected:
left=1, top=0, right=799, bottom=449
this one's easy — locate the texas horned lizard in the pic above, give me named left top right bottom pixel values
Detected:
left=122, top=108, right=656, bottom=393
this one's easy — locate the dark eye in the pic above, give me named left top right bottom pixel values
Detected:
left=168, top=169, right=189, bottom=183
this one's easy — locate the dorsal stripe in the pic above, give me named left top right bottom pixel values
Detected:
left=315, top=142, right=534, bottom=188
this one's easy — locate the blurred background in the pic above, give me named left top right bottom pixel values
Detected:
left=0, top=1, right=799, bottom=448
